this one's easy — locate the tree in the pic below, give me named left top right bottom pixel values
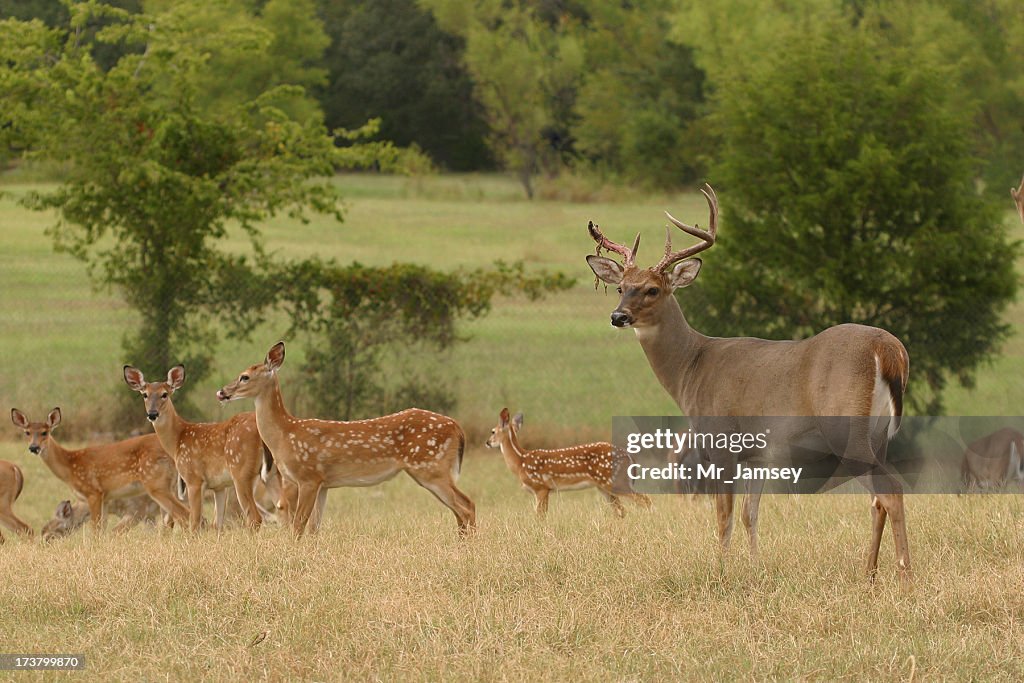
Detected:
left=0, top=1, right=341, bottom=412
left=423, top=0, right=583, bottom=198
left=689, top=10, right=1018, bottom=414
left=316, top=0, right=492, bottom=171
left=274, top=259, right=574, bottom=420
left=572, top=0, right=706, bottom=189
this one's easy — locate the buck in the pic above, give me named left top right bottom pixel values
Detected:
left=586, top=184, right=912, bottom=585
left=123, top=365, right=266, bottom=532
left=42, top=496, right=167, bottom=541
left=1012, top=173, right=1024, bottom=224
left=485, top=408, right=651, bottom=517
left=216, top=341, right=475, bottom=536
left=961, top=428, right=1024, bottom=492
left=0, top=460, right=32, bottom=543
left=10, top=408, right=188, bottom=531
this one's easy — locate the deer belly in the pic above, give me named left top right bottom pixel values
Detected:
left=324, top=460, right=402, bottom=488
left=544, top=475, right=596, bottom=491
left=105, top=481, right=146, bottom=500
left=204, top=470, right=234, bottom=490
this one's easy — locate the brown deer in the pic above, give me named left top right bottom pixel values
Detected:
left=485, top=408, right=651, bottom=517
left=10, top=408, right=188, bottom=531
left=41, top=496, right=167, bottom=541
left=216, top=341, right=475, bottom=536
left=123, top=365, right=266, bottom=532
left=0, top=460, right=33, bottom=543
left=962, top=428, right=1024, bottom=492
left=1012, top=173, right=1024, bottom=224
left=586, top=184, right=912, bottom=585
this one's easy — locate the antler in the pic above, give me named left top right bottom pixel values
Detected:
left=588, top=221, right=641, bottom=267
left=654, top=183, right=719, bottom=272
left=1012, top=173, right=1024, bottom=225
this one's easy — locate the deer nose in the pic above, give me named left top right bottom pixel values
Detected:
left=147, top=411, right=159, bottom=422
left=610, top=310, right=632, bottom=327
left=29, top=445, right=40, bottom=454
left=216, top=389, right=229, bottom=401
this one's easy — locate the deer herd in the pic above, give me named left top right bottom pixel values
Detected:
left=2, top=179, right=1023, bottom=588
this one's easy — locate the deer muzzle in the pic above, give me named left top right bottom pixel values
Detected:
left=611, top=310, right=633, bottom=328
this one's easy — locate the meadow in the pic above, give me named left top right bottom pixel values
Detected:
left=0, top=173, right=1023, bottom=680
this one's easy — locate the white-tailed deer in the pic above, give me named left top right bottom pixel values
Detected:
left=0, top=460, right=33, bottom=543
left=216, top=342, right=475, bottom=536
left=1012, top=173, right=1024, bottom=224
left=10, top=408, right=188, bottom=531
left=586, top=184, right=912, bottom=585
left=123, top=365, right=266, bottom=532
left=42, top=496, right=167, bottom=541
left=485, top=408, right=651, bottom=516
left=962, top=428, right=1024, bottom=492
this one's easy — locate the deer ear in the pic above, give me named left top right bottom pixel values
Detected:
left=167, top=365, right=186, bottom=391
left=11, top=408, right=28, bottom=429
left=57, top=500, right=73, bottom=519
left=586, top=255, right=625, bottom=285
left=47, top=407, right=61, bottom=429
left=512, top=412, right=524, bottom=432
left=499, top=408, right=510, bottom=428
left=123, top=365, right=146, bottom=391
left=265, top=341, right=286, bottom=371
left=667, top=258, right=702, bottom=290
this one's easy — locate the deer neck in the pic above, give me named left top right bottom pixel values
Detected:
left=633, top=297, right=707, bottom=409
left=152, top=400, right=188, bottom=456
left=39, top=438, right=75, bottom=482
left=498, top=429, right=528, bottom=477
left=252, top=373, right=295, bottom=454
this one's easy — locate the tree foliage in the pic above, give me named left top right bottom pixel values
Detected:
left=422, top=0, right=583, bottom=198
left=316, top=0, right=492, bottom=171
left=273, top=259, right=575, bottom=419
left=0, top=1, right=342, bottom=411
left=688, top=10, right=1019, bottom=413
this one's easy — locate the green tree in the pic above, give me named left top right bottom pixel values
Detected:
left=274, top=259, right=574, bottom=420
left=423, top=0, right=583, bottom=198
left=0, top=1, right=341, bottom=412
left=690, top=10, right=1018, bottom=413
left=573, top=0, right=705, bottom=188
left=316, top=0, right=492, bottom=171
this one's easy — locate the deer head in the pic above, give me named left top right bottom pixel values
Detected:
left=123, top=365, right=185, bottom=422
left=217, top=341, right=286, bottom=403
left=11, top=407, right=61, bottom=455
left=586, top=184, right=718, bottom=328
left=485, top=408, right=524, bottom=449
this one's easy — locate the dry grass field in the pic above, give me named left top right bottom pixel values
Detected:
left=1, top=174, right=1022, bottom=680
left=1, top=445, right=1023, bottom=681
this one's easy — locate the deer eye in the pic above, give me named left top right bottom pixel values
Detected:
left=161, top=392, right=168, bottom=399
left=24, top=431, right=29, bottom=436
left=41, top=431, right=47, bottom=436
left=647, top=287, right=660, bottom=297
left=142, top=392, right=149, bottom=399
left=240, top=375, right=250, bottom=382
left=616, top=287, right=623, bottom=294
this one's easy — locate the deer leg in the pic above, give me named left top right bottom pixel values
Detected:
left=308, top=487, right=328, bottom=533
left=212, top=487, right=229, bottom=531
left=0, top=509, right=33, bottom=537
left=230, top=473, right=263, bottom=531
left=875, top=491, right=911, bottom=588
left=143, top=483, right=189, bottom=526
left=866, top=495, right=887, bottom=581
left=184, top=480, right=205, bottom=532
left=600, top=489, right=626, bottom=518
left=406, top=470, right=475, bottom=535
left=714, top=490, right=735, bottom=552
left=533, top=488, right=550, bottom=518
left=292, top=480, right=323, bottom=537
left=741, top=480, right=764, bottom=561
left=86, top=493, right=106, bottom=533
